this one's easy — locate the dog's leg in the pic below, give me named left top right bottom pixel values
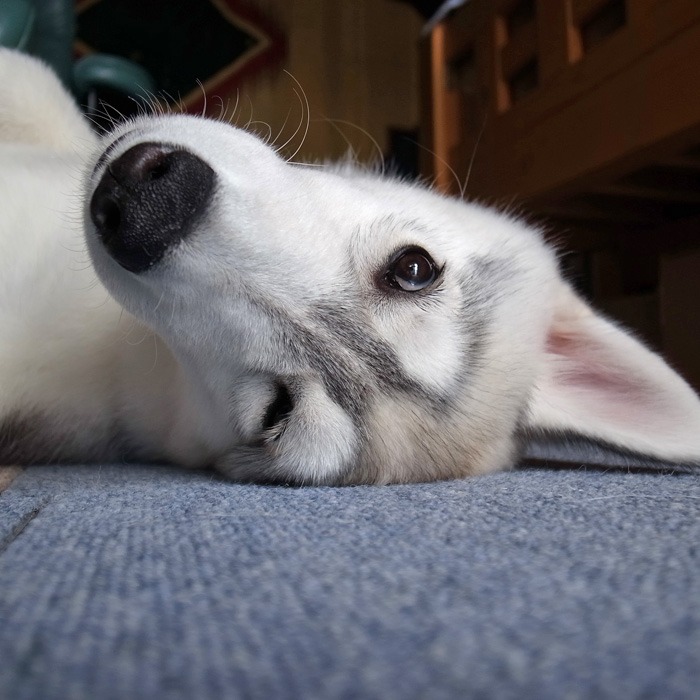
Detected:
left=0, top=51, right=189, bottom=466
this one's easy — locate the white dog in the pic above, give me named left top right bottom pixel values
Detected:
left=1, top=49, right=699, bottom=484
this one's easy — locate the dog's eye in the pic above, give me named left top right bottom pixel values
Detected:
left=384, top=247, right=438, bottom=292
left=262, top=383, right=293, bottom=436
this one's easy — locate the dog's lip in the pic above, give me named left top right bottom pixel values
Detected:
left=91, top=130, right=138, bottom=178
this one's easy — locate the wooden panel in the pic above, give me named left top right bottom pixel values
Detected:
left=424, top=0, right=700, bottom=202
left=234, top=0, right=421, bottom=163
left=572, top=0, right=621, bottom=24
left=501, top=17, right=700, bottom=201
left=421, top=24, right=462, bottom=192
left=537, top=0, right=582, bottom=79
left=660, top=247, right=700, bottom=390
left=500, top=21, right=537, bottom=78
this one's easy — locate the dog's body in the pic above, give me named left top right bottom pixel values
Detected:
left=2, top=49, right=700, bottom=484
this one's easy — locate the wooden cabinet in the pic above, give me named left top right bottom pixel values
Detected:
left=422, top=0, right=700, bottom=385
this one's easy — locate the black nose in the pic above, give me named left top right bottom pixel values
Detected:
left=90, top=142, right=215, bottom=273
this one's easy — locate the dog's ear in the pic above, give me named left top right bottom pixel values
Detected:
left=524, top=283, right=700, bottom=463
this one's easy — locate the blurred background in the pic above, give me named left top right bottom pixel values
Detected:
left=2, top=0, right=700, bottom=389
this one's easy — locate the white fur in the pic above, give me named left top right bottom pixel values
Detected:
left=2, top=49, right=699, bottom=484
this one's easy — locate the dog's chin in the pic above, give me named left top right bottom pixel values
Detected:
left=82, top=222, right=148, bottom=315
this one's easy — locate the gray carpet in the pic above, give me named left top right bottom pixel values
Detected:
left=0, top=463, right=699, bottom=700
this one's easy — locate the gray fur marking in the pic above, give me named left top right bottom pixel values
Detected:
left=0, top=412, right=55, bottom=465
left=0, top=410, right=136, bottom=465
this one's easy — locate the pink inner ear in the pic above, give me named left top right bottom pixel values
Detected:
left=545, top=328, right=661, bottom=423
left=528, top=286, right=700, bottom=458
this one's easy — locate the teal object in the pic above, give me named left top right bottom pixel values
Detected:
left=76, top=0, right=256, bottom=105
left=26, top=0, right=74, bottom=86
left=0, top=0, right=155, bottom=110
left=74, top=54, right=156, bottom=105
left=0, top=0, right=36, bottom=52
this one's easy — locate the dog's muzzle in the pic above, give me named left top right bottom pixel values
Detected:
left=90, top=142, right=215, bottom=273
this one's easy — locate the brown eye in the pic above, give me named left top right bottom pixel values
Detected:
left=385, top=247, right=438, bottom=292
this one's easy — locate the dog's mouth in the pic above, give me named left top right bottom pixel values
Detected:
left=89, top=140, right=217, bottom=273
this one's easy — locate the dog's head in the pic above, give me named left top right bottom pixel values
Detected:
left=85, top=115, right=700, bottom=484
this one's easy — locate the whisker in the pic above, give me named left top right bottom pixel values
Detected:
left=463, top=111, right=488, bottom=196
left=272, top=105, right=294, bottom=150
left=248, top=119, right=273, bottom=144
left=321, top=117, right=357, bottom=164
left=403, top=136, right=465, bottom=198
left=273, top=70, right=312, bottom=160
left=321, top=117, right=384, bottom=171
left=196, top=79, right=207, bottom=117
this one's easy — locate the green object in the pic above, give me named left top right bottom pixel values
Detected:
left=76, top=0, right=255, bottom=103
left=27, top=0, right=74, bottom=86
left=73, top=54, right=156, bottom=104
left=0, top=0, right=36, bottom=51
left=0, top=0, right=155, bottom=109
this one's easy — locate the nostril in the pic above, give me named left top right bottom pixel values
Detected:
left=89, top=141, right=215, bottom=273
left=147, top=157, right=171, bottom=181
left=91, top=192, right=121, bottom=239
left=108, top=142, right=176, bottom=186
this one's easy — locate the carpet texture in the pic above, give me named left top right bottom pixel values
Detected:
left=0, top=463, right=698, bottom=699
